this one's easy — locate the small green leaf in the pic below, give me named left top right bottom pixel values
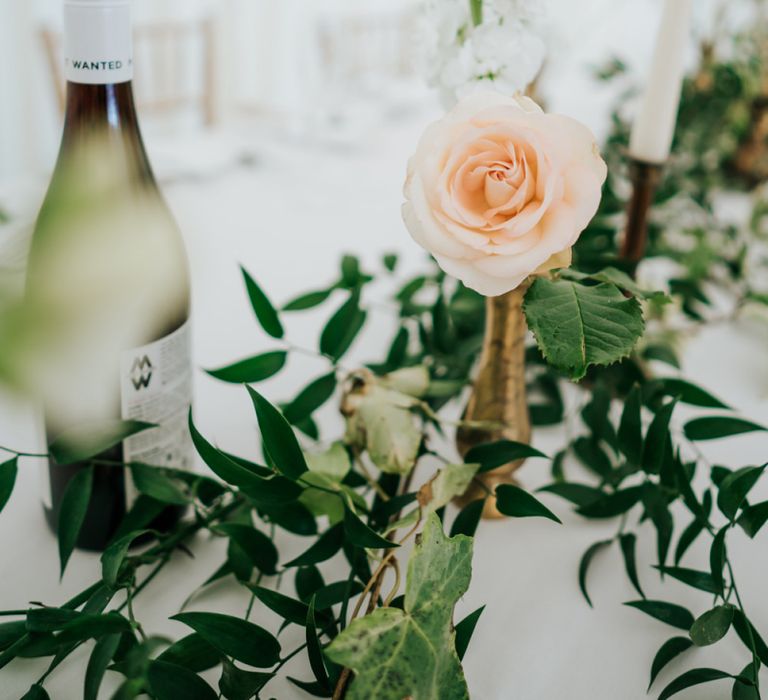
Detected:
left=284, top=372, right=337, bottom=425
left=674, top=517, right=705, bottom=565
left=58, top=467, right=94, bottom=576
left=248, top=586, right=309, bottom=626
left=576, top=486, right=644, bottom=519
left=737, top=500, right=768, bottom=538
left=455, top=606, right=485, bottom=661
left=642, top=400, right=677, bottom=475
left=624, top=600, right=694, bottom=630
left=241, top=266, right=284, bottom=339
left=684, top=417, right=767, bottom=442
left=718, top=466, right=767, bottom=521
left=648, top=637, right=694, bottom=690
left=537, top=483, right=603, bottom=507
left=101, top=530, right=152, bottom=588
left=320, top=289, right=367, bottom=362
left=732, top=609, right=768, bottom=666
left=20, top=685, right=49, bottom=700
left=655, top=566, right=718, bottom=594
left=343, top=505, right=398, bottom=549
left=619, top=533, right=644, bottom=598
left=618, top=387, right=643, bottom=466
left=157, top=634, right=221, bottom=673
left=0, top=458, right=18, bottom=515
left=50, top=420, right=154, bottom=466
left=130, top=464, right=189, bottom=505
left=84, top=633, right=121, bottom=700
left=284, top=524, right=345, bottom=567
left=710, top=526, right=728, bottom=596
left=247, top=387, right=308, bottom=480
left=495, top=485, right=561, bottom=523
left=523, top=278, right=644, bottom=380
left=383, top=253, right=398, bottom=272
left=450, top=499, right=485, bottom=538
left=171, top=612, right=280, bottom=668
left=732, top=664, right=760, bottom=700
left=657, top=668, right=732, bottom=700
left=216, top=524, right=278, bottom=575
left=654, top=379, right=729, bottom=409
left=283, top=289, right=334, bottom=312
left=306, top=598, right=331, bottom=693
left=218, top=659, right=274, bottom=700
left=206, top=351, right=287, bottom=384
left=56, top=613, right=131, bottom=643
left=689, top=605, right=734, bottom=647
left=148, top=660, right=218, bottom=700
left=464, top=440, right=548, bottom=474
left=578, top=540, right=612, bottom=608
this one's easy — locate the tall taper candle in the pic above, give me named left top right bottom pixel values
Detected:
left=629, top=0, right=694, bottom=164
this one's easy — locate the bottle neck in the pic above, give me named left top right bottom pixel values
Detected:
left=64, top=1, right=133, bottom=86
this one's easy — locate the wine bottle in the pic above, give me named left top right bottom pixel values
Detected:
left=27, top=0, right=194, bottom=551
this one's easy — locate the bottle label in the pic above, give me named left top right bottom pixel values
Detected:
left=64, top=2, right=134, bottom=85
left=120, top=322, right=194, bottom=503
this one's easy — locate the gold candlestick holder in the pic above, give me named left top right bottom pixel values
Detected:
left=455, top=283, right=531, bottom=519
left=621, top=159, right=664, bottom=265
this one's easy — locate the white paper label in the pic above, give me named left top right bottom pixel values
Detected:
left=64, top=2, right=134, bottom=84
left=120, top=322, right=194, bottom=502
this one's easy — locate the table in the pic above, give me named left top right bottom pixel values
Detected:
left=2, top=112, right=768, bottom=700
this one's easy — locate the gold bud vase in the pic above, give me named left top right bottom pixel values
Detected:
left=455, top=283, right=531, bottom=519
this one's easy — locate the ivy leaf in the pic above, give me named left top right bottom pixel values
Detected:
left=455, top=606, right=485, bottom=661
left=419, top=464, right=479, bottom=514
left=171, top=613, right=280, bottom=668
left=717, top=466, right=767, bottom=521
left=58, top=466, right=94, bottom=577
left=326, top=513, right=472, bottom=700
left=320, top=289, right=367, bottom=362
left=495, top=485, right=561, bottom=523
left=684, top=417, right=767, bottom=442
left=50, top=420, right=154, bottom=466
left=657, top=668, right=732, bottom=700
left=343, top=505, right=398, bottom=549
left=689, top=605, right=734, bottom=647
left=206, top=351, right=287, bottom=384
left=576, top=486, right=644, bottom=519
left=0, top=458, right=18, bottom=515
left=284, top=372, right=337, bottom=426
left=464, top=440, right=548, bottom=474
left=148, top=660, right=218, bottom=700
left=523, top=278, right=644, bottom=380
left=247, top=387, right=308, bottom=480
left=578, top=540, right=612, bottom=608
left=648, top=637, right=694, bottom=690
left=737, top=500, right=768, bottom=538
left=450, top=499, right=485, bottom=538
left=619, top=533, right=644, bottom=598
left=241, top=266, right=284, bottom=339
left=624, top=600, right=694, bottom=630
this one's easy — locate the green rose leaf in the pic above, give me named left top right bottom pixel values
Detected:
left=246, top=387, right=308, bottom=480
left=657, top=668, right=732, bottom=700
left=326, top=513, right=473, bottom=700
left=689, top=605, right=734, bottom=647
left=684, top=417, right=767, bottom=442
left=494, top=485, right=561, bottom=523
left=171, top=612, right=280, bottom=668
left=624, top=600, right=694, bottom=631
left=206, top=351, right=287, bottom=384
left=241, top=266, right=284, bottom=339
left=50, top=420, right=154, bottom=466
left=58, top=466, right=94, bottom=577
left=0, top=457, right=18, bottom=515
left=147, top=660, right=218, bottom=700
left=648, top=637, right=693, bottom=690
left=523, top=278, right=644, bottom=380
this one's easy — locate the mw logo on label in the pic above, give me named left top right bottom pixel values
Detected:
left=130, top=356, right=153, bottom=390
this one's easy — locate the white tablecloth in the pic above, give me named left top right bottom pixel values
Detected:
left=2, top=113, right=768, bottom=700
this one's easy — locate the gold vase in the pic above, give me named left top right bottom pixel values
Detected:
left=455, top=284, right=531, bottom=519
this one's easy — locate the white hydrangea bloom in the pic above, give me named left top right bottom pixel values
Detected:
left=420, top=0, right=548, bottom=107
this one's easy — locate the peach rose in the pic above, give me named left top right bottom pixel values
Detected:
left=403, top=92, right=607, bottom=296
